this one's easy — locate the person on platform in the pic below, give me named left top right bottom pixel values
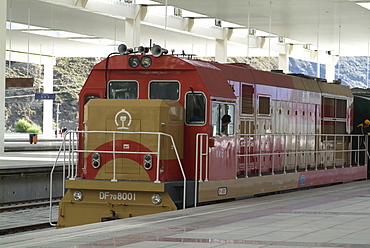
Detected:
left=351, top=119, right=370, bottom=166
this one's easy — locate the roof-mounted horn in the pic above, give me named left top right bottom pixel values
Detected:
left=151, top=44, right=168, bottom=57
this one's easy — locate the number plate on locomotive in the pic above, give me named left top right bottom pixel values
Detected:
left=99, top=192, right=136, bottom=201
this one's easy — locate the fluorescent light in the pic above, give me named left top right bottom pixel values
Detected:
left=221, top=21, right=244, bottom=28
left=6, top=21, right=48, bottom=30
left=357, top=2, right=370, bottom=10
left=24, top=30, right=93, bottom=39
left=134, top=0, right=160, bottom=4
left=182, top=10, right=207, bottom=18
left=69, top=38, right=121, bottom=46
left=7, top=20, right=120, bottom=47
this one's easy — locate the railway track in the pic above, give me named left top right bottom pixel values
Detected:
left=0, top=198, right=60, bottom=235
left=0, top=198, right=60, bottom=212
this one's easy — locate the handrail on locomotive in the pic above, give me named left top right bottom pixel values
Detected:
left=236, top=133, right=368, bottom=176
left=194, top=133, right=369, bottom=181
left=49, top=130, right=186, bottom=226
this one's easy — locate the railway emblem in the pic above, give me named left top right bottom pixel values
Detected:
left=115, top=109, right=132, bottom=129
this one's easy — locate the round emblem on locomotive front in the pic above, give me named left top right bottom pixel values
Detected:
left=115, top=109, right=132, bottom=129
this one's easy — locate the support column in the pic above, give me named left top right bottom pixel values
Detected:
left=125, top=5, right=141, bottom=48
left=278, top=44, right=292, bottom=73
left=326, top=64, right=335, bottom=83
left=43, top=62, right=54, bottom=138
left=326, top=56, right=339, bottom=83
left=215, top=38, right=227, bottom=63
left=0, top=0, right=6, bottom=153
left=278, top=53, right=289, bottom=73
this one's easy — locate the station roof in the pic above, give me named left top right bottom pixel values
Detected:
left=6, top=0, right=370, bottom=63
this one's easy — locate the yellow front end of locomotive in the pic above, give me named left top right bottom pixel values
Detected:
left=57, top=99, right=184, bottom=228
left=57, top=180, right=177, bottom=228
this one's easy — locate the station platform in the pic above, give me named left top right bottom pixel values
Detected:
left=3, top=132, right=63, bottom=152
left=1, top=133, right=68, bottom=169
left=0, top=150, right=64, bottom=169
left=1, top=133, right=68, bottom=203
left=1, top=180, right=370, bottom=247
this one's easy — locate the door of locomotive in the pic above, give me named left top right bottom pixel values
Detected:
left=238, top=119, right=254, bottom=178
left=209, top=101, right=236, bottom=180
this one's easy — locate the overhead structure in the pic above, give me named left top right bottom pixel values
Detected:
left=3, top=0, right=370, bottom=150
left=7, top=0, right=370, bottom=60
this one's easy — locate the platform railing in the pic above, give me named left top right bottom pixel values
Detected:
left=49, top=130, right=186, bottom=226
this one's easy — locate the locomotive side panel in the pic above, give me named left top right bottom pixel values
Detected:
left=197, top=68, right=364, bottom=203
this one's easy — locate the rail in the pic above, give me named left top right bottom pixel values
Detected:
left=49, top=130, right=186, bottom=226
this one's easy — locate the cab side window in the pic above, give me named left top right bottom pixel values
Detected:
left=185, top=92, right=206, bottom=125
left=84, top=94, right=100, bottom=104
left=212, top=102, right=235, bottom=136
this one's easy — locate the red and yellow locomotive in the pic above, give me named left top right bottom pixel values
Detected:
left=55, top=44, right=367, bottom=227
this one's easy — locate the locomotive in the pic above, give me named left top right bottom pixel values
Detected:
left=54, top=44, right=368, bottom=228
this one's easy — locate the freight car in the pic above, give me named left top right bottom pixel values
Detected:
left=52, top=44, right=367, bottom=228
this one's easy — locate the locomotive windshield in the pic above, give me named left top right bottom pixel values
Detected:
left=149, top=81, right=179, bottom=100
left=108, top=80, right=138, bottom=99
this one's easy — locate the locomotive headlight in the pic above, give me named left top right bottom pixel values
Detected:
left=143, top=153, right=152, bottom=170
left=151, top=194, right=162, bottom=205
left=141, top=56, right=152, bottom=68
left=92, top=152, right=100, bottom=169
left=73, top=191, right=84, bottom=201
left=128, top=56, right=140, bottom=68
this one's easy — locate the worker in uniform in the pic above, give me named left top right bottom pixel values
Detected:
left=351, top=119, right=370, bottom=167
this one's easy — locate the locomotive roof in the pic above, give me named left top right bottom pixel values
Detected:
left=94, top=54, right=352, bottom=98
left=185, top=58, right=352, bottom=97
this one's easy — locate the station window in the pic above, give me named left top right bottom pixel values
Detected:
left=185, top=92, right=206, bottom=125
left=149, top=81, right=179, bottom=100
left=211, top=101, right=235, bottom=136
left=241, top=84, right=254, bottom=115
left=84, top=94, right=100, bottom=104
left=108, top=81, right=138, bottom=99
